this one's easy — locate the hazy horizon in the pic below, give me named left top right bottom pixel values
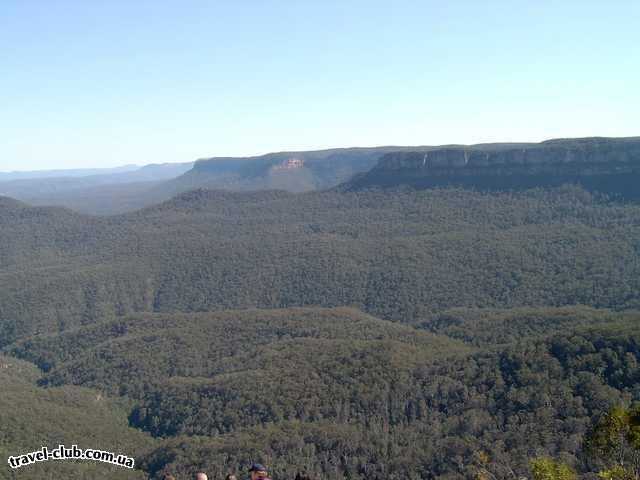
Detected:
left=4, top=134, right=640, bottom=175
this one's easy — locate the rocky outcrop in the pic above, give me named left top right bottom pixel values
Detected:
left=375, top=137, right=640, bottom=172
left=344, top=137, right=640, bottom=198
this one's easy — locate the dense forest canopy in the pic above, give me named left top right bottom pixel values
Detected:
left=2, top=185, right=640, bottom=346
left=0, top=354, right=153, bottom=480
left=2, top=161, right=640, bottom=479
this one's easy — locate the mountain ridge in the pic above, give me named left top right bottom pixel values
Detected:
left=5, top=136, right=640, bottom=215
left=342, top=136, right=640, bottom=197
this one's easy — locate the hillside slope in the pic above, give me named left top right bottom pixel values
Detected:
left=155, top=146, right=419, bottom=198
left=7, top=307, right=468, bottom=434
left=3, top=177, right=640, bottom=478
left=5, top=307, right=639, bottom=479
left=2, top=184, right=640, bottom=346
left=0, top=355, right=153, bottom=480
left=132, top=311, right=640, bottom=479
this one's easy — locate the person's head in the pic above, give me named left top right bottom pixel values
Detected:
left=195, top=473, right=208, bottom=480
left=162, top=475, right=176, bottom=480
left=225, top=475, right=238, bottom=480
left=249, top=463, right=269, bottom=480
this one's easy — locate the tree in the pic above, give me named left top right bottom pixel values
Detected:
left=529, top=457, right=577, bottom=480
left=585, top=405, right=640, bottom=480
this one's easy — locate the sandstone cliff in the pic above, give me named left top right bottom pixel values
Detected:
left=344, top=137, right=640, bottom=198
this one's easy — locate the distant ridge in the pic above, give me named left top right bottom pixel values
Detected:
left=0, top=164, right=139, bottom=181
left=0, top=161, right=194, bottom=215
left=341, top=136, right=640, bottom=199
left=162, top=146, right=422, bottom=195
left=5, top=136, right=640, bottom=214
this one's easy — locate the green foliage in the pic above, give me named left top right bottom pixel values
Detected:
left=6, top=307, right=640, bottom=478
left=138, top=421, right=417, bottom=480
left=3, top=184, right=640, bottom=478
left=598, top=465, right=634, bottom=480
left=3, top=186, right=640, bottom=347
left=421, top=306, right=630, bottom=346
left=585, top=405, right=640, bottom=480
left=0, top=355, right=154, bottom=480
left=530, top=457, right=577, bottom=480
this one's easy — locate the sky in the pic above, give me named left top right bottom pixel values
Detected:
left=1, top=0, right=639, bottom=172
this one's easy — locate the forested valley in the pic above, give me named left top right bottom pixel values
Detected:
left=2, top=180, right=640, bottom=479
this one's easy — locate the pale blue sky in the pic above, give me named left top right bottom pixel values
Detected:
left=1, top=0, right=639, bottom=171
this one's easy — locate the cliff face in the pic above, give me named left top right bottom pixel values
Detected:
left=374, top=137, right=640, bottom=171
left=345, top=137, right=640, bottom=198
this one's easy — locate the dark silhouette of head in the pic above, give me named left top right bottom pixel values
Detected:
left=249, top=463, right=269, bottom=480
